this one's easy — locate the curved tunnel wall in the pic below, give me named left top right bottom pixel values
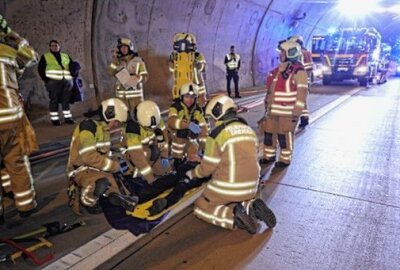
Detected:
left=2, top=0, right=341, bottom=117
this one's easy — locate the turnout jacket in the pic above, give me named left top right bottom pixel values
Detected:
left=0, top=40, right=38, bottom=130
left=191, top=117, right=260, bottom=202
left=264, top=61, right=308, bottom=117
left=67, top=119, right=119, bottom=175
left=167, top=100, right=207, bottom=141
left=122, top=119, right=169, bottom=182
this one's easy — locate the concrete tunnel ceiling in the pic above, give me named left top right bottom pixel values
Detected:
left=2, top=0, right=399, bottom=116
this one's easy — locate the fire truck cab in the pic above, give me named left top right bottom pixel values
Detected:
left=321, top=28, right=381, bottom=86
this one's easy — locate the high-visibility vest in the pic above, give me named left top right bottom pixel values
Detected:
left=266, top=63, right=305, bottom=116
left=44, top=52, right=72, bottom=80
left=225, top=53, right=240, bottom=70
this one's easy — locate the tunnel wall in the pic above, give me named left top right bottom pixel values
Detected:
left=2, top=0, right=342, bottom=116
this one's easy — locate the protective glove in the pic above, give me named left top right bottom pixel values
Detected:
left=188, top=122, right=201, bottom=134
left=160, top=158, right=170, bottom=169
left=119, top=158, right=129, bottom=174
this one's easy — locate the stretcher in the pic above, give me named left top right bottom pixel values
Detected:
left=127, top=185, right=204, bottom=221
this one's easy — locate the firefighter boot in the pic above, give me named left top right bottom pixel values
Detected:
left=147, top=198, right=168, bottom=216
left=19, top=204, right=39, bottom=218
left=299, top=116, right=309, bottom=128
left=259, top=156, right=276, bottom=165
left=108, top=192, right=139, bottom=212
left=275, top=161, right=290, bottom=168
left=250, top=199, right=276, bottom=228
left=233, top=203, right=258, bottom=234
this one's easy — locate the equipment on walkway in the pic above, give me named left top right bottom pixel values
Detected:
left=0, top=220, right=85, bottom=265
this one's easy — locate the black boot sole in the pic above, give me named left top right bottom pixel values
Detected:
left=108, top=193, right=138, bottom=212
left=234, top=207, right=258, bottom=234
left=252, top=199, right=276, bottom=228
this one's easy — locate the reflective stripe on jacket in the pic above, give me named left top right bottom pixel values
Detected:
left=44, top=52, right=72, bottom=80
left=0, top=42, right=37, bottom=128
left=192, top=118, right=260, bottom=202
left=265, top=62, right=308, bottom=117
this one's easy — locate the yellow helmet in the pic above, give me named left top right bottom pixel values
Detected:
left=180, top=83, right=199, bottom=98
left=289, top=35, right=304, bottom=47
left=205, top=95, right=236, bottom=121
left=173, top=32, right=197, bottom=52
left=136, top=100, right=161, bottom=129
left=117, top=37, right=134, bottom=52
left=279, top=41, right=302, bottom=61
left=101, top=98, right=128, bottom=123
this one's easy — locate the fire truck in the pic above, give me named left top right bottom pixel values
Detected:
left=321, top=28, right=381, bottom=86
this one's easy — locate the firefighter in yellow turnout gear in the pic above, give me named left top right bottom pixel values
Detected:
left=169, top=33, right=207, bottom=106
left=185, top=96, right=276, bottom=234
left=122, top=100, right=171, bottom=184
left=0, top=16, right=39, bottom=222
left=108, top=38, right=148, bottom=111
left=67, top=98, right=138, bottom=214
left=167, top=83, right=208, bottom=169
left=260, top=40, right=308, bottom=167
left=289, top=35, right=313, bottom=128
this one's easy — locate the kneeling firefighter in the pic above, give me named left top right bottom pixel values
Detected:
left=67, top=98, right=138, bottom=214
left=185, top=95, right=277, bottom=234
left=122, top=100, right=171, bottom=184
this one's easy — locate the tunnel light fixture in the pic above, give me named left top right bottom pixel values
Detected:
left=337, top=0, right=381, bottom=19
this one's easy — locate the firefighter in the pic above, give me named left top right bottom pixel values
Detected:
left=184, top=95, right=276, bottom=234
left=38, top=40, right=75, bottom=125
left=169, top=33, right=207, bottom=106
left=0, top=15, right=39, bottom=221
left=108, top=38, right=148, bottom=111
left=67, top=98, right=138, bottom=214
left=259, top=40, right=308, bottom=167
left=289, top=35, right=313, bottom=128
left=224, top=45, right=241, bottom=98
left=167, top=83, right=208, bottom=169
left=122, top=100, right=171, bottom=184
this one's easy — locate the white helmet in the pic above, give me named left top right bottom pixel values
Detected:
left=136, top=100, right=161, bottom=129
left=289, top=35, right=304, bottom=47
left=180, top=83, right=199, bottom=98
left=101, top=98, right=128, bottom=123
left=205, top=95, right=236, bottom=121
left=279, top=41, right=302, bottom=61
left=118, top=37, right=134, bottom=52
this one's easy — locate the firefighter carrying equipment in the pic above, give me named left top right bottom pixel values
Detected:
left=108, top=41, right=148, bottom=110
left=100, top=98, right=128, bottom=123
left=172, top=33, right=197, bottom=53
left=169, top=33, right=207, bottom=106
